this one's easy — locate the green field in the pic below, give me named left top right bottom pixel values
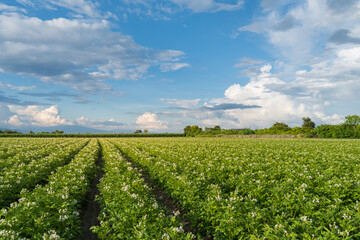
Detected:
left=1, top=138, right=360, bottom=239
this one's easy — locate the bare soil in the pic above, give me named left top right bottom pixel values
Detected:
left=80, top=148, right=104, bottom=240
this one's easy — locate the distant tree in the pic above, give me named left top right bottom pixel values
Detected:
left=272, top=122, right=288, bottom=128
left=29, top=130, right=34, bottom=134
left=189, top=125, right=202, bottom=136
left=272, top=122, right=289, bottom=129
left=3, top=130, right=19, bottom=134
left=302, top=117, right=315, bottom=129
left=184, top=125, right=203, bottom=136
left=213, top=125, right=221, bottom=131
left=134, top=129, right=142, bottom=133
left=344, top=115, right=360, bottom=130
left=242, top=128, right=255, bottom=135
left=144, top=130, right=148, bottom=133
left=183, top=125, right=191, bottom=135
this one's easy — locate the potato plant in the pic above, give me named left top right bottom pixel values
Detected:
left=0, top=139, right=99, bottom=239
left=92, top=139, right=196, bottom=240
left=0, top=139, right=75, bottom=171
left=111, top=138, right=360, bottom=239
left=0, top=139, right=89, bottom=208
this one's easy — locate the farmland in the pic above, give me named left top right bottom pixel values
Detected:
left=1, top=138, right=360, bottom=239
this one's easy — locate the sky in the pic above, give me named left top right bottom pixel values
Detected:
left=0, top=0, right=360, bottom=133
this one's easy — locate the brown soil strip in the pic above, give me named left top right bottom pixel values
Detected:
left=80, top=145, right=104, bottom=240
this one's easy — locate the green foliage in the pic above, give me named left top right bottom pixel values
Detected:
left=0, top=129, right=21, bottom=134
left=271, top=122, right=291, bottom=131
left=184, top=125, right=203, bottom=137
left=344, top=115, right=360, bottom=130
left=242, top=128, right=255, bottom=135
left=315, top=124, right=360, bottom=139
left=93, top=140, right=196, bottom=239
left=302, top=117, right=315, bottom=129
left=0, top=139, right=99, bottom=239
left=109, top=137, right=360, bottom=239
left=0, top=139, right=88, bottom=208
left=2, top=137, right=360, bottom=238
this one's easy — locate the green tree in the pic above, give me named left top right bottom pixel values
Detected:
left=344, top=115, right=360, bottom=130
left=134, top=129, right=142, bottom=133
left=144, top=130, right=148, bottom=133
left=213, top=125, right=221, bottom=131
left=183, top=125, right=191, bottom=135
left=184, top=125, right=203, bottom=136
left=302, top=117, right=315, bottom=129
left=269, top=122, right=291, bottom=134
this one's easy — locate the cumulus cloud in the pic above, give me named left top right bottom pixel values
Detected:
left=0, top=12, right=188, bottom=93
left=76, top=116, right=125, bottom=130
left=208, top=62, right=348, bottom=128
left=7, top=105, right=73, bottom=126
left=222, top=0, right=360, bottom=128
left=239, top=0, right=360, bottom=63
left=7, top=115, right=23, bottom=126
left=136, top=112, right=168, bottom=129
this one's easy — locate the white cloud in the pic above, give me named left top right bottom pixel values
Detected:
left=136, top=112, right=168, bottom=130
left=221, top=0, right=360, bottom=128
left=7, top=105, right=73, bottom=126
left=186, top=63, right=345, bottom=129
left=0, top=81, right=34, bottom=91
left=234, top=57, right=264, bottom=68
left=7, top=115, right=23, bottom=126
left=239, top=0, right=360, bottom=64
left=15, top=0, right=99, bottom=17
left=47, top=0, right=99, bottom=17
left=118, top=0, right=243, bottom=18
left=0, top=3, right=26, bottom=13
left=161, top=98, right=201, bottom=108
left=169, top=0, right=243, bottom=13
left=76, top=116, right=125, bottom=130
left=160, top=62, right=190, bottom=72
left=0, top=12, right=188, bottom=93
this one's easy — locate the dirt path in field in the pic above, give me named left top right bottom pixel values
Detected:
left=80, top=145, right=104, bottom=240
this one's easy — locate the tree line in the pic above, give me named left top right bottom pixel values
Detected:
left=184, top=115, right=360, bottom=138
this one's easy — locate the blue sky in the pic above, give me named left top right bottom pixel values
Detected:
left=0, top=0, right=360, bottom=133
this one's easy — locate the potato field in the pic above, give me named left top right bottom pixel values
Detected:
left=1, top=137, right=360, bottom=239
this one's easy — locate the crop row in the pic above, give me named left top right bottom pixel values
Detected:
left=0, top=139, right=100, bottom=239
left=0, top=139, right=69, bottom=162
left=0, top=139, right=77, bottom=171
left=111, top=138, right=360, bottom=239
left=92, top=139, right=196, bottom=239
left=0, top=139, right=89, bottom=208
